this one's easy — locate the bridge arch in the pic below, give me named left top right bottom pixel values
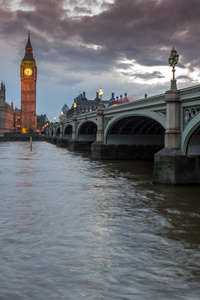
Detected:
left=56, top=127, right=60, bottom=137
left=182, top=114, right=200, bottom=155
left=77, top=121, right=97, bottom=142
left=64, top=124, right=72, bottom=139
left=105, top=113, right=165, bottom=145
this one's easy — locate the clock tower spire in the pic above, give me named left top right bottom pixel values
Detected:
left=20, top=31, right=37, bottom=132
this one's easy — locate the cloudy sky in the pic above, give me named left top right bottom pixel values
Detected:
left=1, top=0, right=200, bottom=121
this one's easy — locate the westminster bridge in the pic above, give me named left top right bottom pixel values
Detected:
left=46, top=85, right=200, bottom=185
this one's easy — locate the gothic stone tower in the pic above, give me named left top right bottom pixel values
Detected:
left=21, top=31, right=37, bottom=131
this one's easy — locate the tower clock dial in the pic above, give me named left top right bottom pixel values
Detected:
left=24, top=67, right=32, bottom=76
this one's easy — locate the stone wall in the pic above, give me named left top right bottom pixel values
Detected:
left=91, top=143, right=164, bottom=160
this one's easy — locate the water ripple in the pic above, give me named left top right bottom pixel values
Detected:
left=0, top=141, right=200, bottom=299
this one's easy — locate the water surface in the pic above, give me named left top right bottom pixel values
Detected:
left=0, top=141, right=200, bottom=300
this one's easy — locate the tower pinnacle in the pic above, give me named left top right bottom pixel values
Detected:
left=26, top=30, right=32, bottom=49
left=22, top=30, right=34, bottom=61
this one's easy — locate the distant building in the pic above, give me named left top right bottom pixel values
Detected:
left=14, top=107, right=22, bottom=133
left=0, top=32, right=38, bottom=137
left=62, top=91, right=129, bottom=118
left=0, top=82, right=14, bottom=136
left=0, top=82, right=22, bottom=136
left=108, top=93, right=129, bottom=106
left=59, top=103, right=69, bottom=121
left=67, top=91, right=111, bottom=117
left=37, top=114, right=48, bottom=131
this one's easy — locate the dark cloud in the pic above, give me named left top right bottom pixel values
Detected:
left=101, top=1, right=112, bottom=10
left=1, top=0, right=200, bottom=120
left=68, top=0, right=79, bottom=5
left=2, top=0, right=200, bottom=70
left=133, top=71, right=165, bottom=80
left=73, top=6, right=92, bottom=15
left=117, top=63, right=133, bottom=70
left=76, top=0, right=200, bottom=68
left=120, top=70, right=165, bottom=81
left=177, top=75, right=193, bottom=81
left=81, top=0, right=99, bottom=5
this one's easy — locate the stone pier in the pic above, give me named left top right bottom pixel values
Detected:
left=153, top=89, right=200, bottom=184
left=91, top=108, right=105, bottom=159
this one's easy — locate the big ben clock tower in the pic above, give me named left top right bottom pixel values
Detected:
left=21, top=31, right=37, bottom=131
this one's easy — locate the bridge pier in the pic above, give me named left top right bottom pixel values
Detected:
left=164, top=90, right=181, bottom=149
left=153, top=148, right=200, bottom=185
left=91, top=144, right=163, bottom=160
left=153, top=90, right=200, bottom=184
left=59, top=122, right=63, bottom=139
left=91, top=142, right=105, bottom=159
left=91, top=108, right=105, bottom=159
left=45, top=136, right=51, bottom=143
left=56, top=138, right=68, bottom=147
left=67, top=116, right=77, bottom=151
left=51, top=137, right=57, bottom=145
left=68, top=140, right=93, bottom=151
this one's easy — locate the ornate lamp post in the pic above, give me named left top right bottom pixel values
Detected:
left=168, top=46, right=179, bottom=90
left=73, top=101, right=77, bottom=116
left=99, top=87, right=103, bottom=108
left=54, top=116, right=56, bottom=123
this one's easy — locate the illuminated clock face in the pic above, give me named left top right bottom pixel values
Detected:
left=24, top=68, right=32, bottom=76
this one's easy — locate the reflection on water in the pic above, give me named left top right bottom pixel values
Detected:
left=0, top=141, right=200, bottom=300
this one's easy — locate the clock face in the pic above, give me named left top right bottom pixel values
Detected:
left=24, top=68, right=32, bottom=76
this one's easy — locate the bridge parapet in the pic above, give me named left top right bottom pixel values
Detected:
left=104, top=93, right=166, bottom=114
left=180, top=84, right=200, bottom=101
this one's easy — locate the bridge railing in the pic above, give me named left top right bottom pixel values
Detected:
left=180, top=84, right=200, bottom=101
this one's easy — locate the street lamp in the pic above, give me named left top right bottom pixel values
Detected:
left=73, top=102, right=77, bottom=115
left=60, top=110, right=63, bottom=121
left=168, top=46, right=179, bottom=90
left=99, top=87, right=103, bottom=108
left=54, top=116, right=56, bottom=123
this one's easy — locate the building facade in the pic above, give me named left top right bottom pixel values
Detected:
left=66, top=91, right=111, bottom=117
left=0, top=82, right=6, bottom=137
left=0, top=82, right=15, bottom=137
left=63, top=91, right=130, bottom=118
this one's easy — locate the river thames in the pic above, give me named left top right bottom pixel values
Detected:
left=0, top=141, right=200, bottom=300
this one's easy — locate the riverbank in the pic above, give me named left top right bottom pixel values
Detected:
left=1, top=133, right=46, bottom=141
